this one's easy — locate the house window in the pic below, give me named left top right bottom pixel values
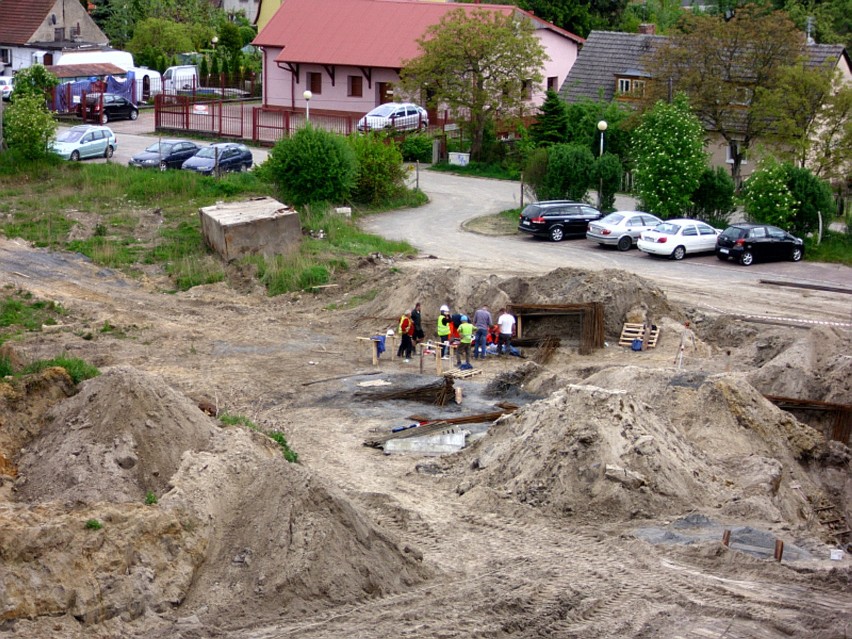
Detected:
left=546, top=76, right=558, bottom=92
left=348, top=75, right=362, bottom=97
left=726, top=142, right=748, bottom=165
left=0, top=48, right=10, bottom=65
left=307, top=72, right=322, bottom=95
left=617, top=78, right=645, bottom=97
left=632, top=80, right=645, bottom=97
left=522, top=79, right=532, bottom=100
left=54, top=27, right=65, bottom=42
left=732, top=86, right=752, bottom=106
left=617, top=78, right=631, bottom=94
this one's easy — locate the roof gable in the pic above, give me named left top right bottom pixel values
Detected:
left=254, top=0, right=582, bottom=69
left=0, top=0, right=60, bottom=45
left=559, top=30, right=665, bottom=104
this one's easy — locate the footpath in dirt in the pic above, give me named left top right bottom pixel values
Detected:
left=0, top=220, right=850, bottom=639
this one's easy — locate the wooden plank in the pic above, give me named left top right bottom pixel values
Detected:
left=618, top=322, right=660, bottom=348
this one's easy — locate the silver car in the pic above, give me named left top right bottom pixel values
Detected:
left=357, top=102, right=428, bottom=132
left=586, top=211, right=663, bottom=251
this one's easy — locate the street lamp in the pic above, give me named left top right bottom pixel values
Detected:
left=597, top=120, right=607, bottom=209
left=303, top=90, right=312, bottom=123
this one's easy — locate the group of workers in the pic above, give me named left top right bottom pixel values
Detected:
left=397, top=303, right=516, bottom=367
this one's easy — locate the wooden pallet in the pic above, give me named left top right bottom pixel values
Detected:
left=618, top=323, right=660, bottom=349
left=444, top=368, right=482, bottom=379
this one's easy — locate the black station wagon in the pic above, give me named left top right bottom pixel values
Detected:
left=518, top=200, right=602, bottom=242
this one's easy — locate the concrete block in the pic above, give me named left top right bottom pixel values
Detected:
left=199, top=197, right=301, bottom=262
left=383, top=429, right=467, bottom=455
left=333, top=207, right=352, bottom=218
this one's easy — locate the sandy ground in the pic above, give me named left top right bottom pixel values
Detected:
left=1, top=180, right=851, bottom=638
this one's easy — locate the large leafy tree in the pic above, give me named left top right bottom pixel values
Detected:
left=399, top=8, right=546, bottom=161
left=633, top=93, right=707, bottom=218
left=648, top=5, right=803, bottom=185
left=126, top=18, right=196, bottom=58
left=564, top=99, right=632, bottom=163
left=756, top=58, right=852, bottom=181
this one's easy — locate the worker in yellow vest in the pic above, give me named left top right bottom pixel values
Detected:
left=456, top=315, right=474, bottom=367
left=436, top=304, right=451, bottom=359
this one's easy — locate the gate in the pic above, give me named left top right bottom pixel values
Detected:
left=155, top=94, right=246, bottom=138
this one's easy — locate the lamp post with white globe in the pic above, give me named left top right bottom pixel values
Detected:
left=597, top=120, right=607, bottom=209
left=303, top=90, right=312, bottom=123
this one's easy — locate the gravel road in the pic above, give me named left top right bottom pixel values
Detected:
left=361, top=170, right=852, bottom=327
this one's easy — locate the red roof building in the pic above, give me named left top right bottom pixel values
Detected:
left=253, top=0, right=583, bottom=115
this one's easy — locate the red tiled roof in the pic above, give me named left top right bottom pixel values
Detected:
left=0, top=0, right=58, bottom=46
left=254, top=0, right=582, bottom=69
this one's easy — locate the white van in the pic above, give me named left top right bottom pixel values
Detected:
left=162, top=65, right=198, bottom=93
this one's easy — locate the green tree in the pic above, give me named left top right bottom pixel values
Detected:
left=127, top=18, right=195, bottom=58
left=399, top=8, right=546, bottom=161
left=530, top=90, right=569, bottom=147
left=540, top=143, right=596, bottom=201
left=740, top=157, right=797, bottom=230
left=688, top=166, right=736, bottom=227
left=348, top=133, right=407, bottom=205
left=261, top=126, right=357, bottom=207
left=564, top=99, right=632, bottom=163
left=757, top=57, right=852, bottom=181
left=595, top=153, right=623, bottom=212
left=649, top=5, right=803, bottom=184
left=2, top=93, right=57, bottom=160
left=633, top=93, right=706, bottom=218
left=218, top=22, right=243, bottom=59
left=10, top=65, right=59, bottom=102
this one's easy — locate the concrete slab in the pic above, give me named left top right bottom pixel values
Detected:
left=383, top=429, right=467, bottom=455
left=199, top=197, right=301, bottom=262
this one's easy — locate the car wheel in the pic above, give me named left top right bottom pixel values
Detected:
left=159, top=161, right=168, bottom=171
left=70, top=150, right=80, bottom=161
left=129, top=109, right=138, bottom=121
left=791, top=246, right=803, bottom=262
left=239, top=163, right=247, bottom=173
left=104, top=145, right=114, bottom=159
left=100, top=112, right=109, bottom=124
left=671, top=245, right=686, bottom=260
left=549, top=226, right=565, bottom=242
left=418, top=121, right=428, bottom=132
left=739, top=250, right=754, bottom=266
left=716, top=252, right=728, bottom=261
left=616, top=235, right=632, bottom=251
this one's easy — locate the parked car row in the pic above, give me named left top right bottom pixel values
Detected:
left=518, top=200, right=805, bottom=266
left=50, top=128, right=253, bottom=175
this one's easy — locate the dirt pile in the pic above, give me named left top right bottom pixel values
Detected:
left=456, top=368, right=832, bottom=531
left=15, top=366, right=218, bottom=504
left=356, top=265, right=683, bottom=339
left=0, top=366, right=432, bottom=636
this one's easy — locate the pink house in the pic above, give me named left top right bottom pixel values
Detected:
left=253, top=0, right=583, bottom=118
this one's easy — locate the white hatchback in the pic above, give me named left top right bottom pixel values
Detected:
left=357, top=102, right=428, bottom=132
left=637, top=218, right=721, bottom=260
left=0, top=76, right=13, bottom=100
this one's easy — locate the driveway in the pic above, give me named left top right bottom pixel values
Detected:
left=361, top=170, right=852, bottom=327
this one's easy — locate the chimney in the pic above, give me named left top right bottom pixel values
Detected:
left=638, top=23, right=656, bottom=35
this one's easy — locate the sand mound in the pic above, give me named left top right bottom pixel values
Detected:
left=747, top=325, right=852, bottom=403
left=355, top=266, right=683, bottom=339
left=15, top=366, right=218, bottom=504
left=457, top=368, right=829, bottom=528
left=163, top=427, right=432, bottom=624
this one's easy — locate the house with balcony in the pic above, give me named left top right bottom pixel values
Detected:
left=0, top=0, right=108, bottom=77
left=253, top=0, right=583, bottom=119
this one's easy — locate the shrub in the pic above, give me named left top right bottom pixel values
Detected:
left=261, top=126, right=357, bottom=206
left=689, top=166, right=736, bottom=227
left=595, top=153, right=623, bottom=213
left=2, top=93, right=57, bottom=160
left=523, top=147, right=549, bottom=201
left=145, top=491, right=158, bottom=505
left=348, top=133, right=406, bottom=205
left=400, top=134, right=433, bottom=163
left=740, top=157, right=797, bottom=230
left=23, top=356, right=100, bottom=384
left=540, top=143, right=596, bottom=201
left=85, top=519, right=103, bottom=530
left=785, top=165, right=834, bottom=237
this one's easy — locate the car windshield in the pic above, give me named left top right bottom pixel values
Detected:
left=56, top=129, right=86, bottom=143
left=654, top=223, right=681, bottom=235
left=367, top=104, right=397, bottom=117
left=601, top=213, right=625, bottom=225
left=145, top=142, right=174, bottom=153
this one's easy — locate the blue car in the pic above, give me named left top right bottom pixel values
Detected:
left=50, top=125, right=117, bottom=161
left=181, top=142, right=253, bottom=175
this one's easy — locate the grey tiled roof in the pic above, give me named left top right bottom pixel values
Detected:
left=559, top=31, right=848, bottom=105
left=559, top=31, right=665, bottom=104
